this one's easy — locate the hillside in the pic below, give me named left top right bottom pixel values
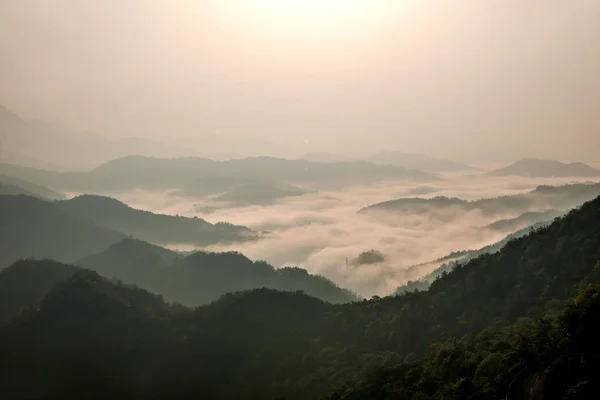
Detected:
left=58, top=194, right=258, bottom=246
left=0, top=195, right=125, bottom=267
left=78, top=239, right=359, bottom=306
left=0, top=259, right=79, bottom=322
left=0, top=174, right=65, bottom=200
left=360, top=182, right=600, bottom=220
left=488, top=158, right=600, bottom=177
left=0, top=195, right=599, bottom=398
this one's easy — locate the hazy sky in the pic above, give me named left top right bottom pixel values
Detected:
left=1, top=1, right=599, bottom=161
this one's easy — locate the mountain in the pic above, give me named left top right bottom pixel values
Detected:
left=58, top=194, right=258, bottom=246
left=0, top=259, right=79, bottom=322
left=301, top=151, right=474, bottom=173
left=1, top=195, right=599, bottom=398
left=301, top=152, right=356, bottom=163
left=365, top=151, right=473, bottom=172
left=0, top=155, right=439, bottom=193
left=0, top=106, right=188, bottom=170
left=0, top=195, right=125, bottom=267
left=0, top=173, right=65, bottom=200
left=197, top=182, right=307, bottom=211
left=78, top=238, right=359, bottom=306
left=484, top=209, right=564, bottom=231
left=360, top=182, right=600, bottom=220
left=488, top=158, right=600, bottom=177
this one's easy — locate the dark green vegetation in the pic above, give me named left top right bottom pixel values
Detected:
left=1, top=194, right=599, bottom=399
left=397, top=218, right=558, bottom=294
left=488, top=158, right=600, bottom=177
left=58, top=194, right=258, bottom=245
left=360, top=182, right=600, bottom=220
left=0, top=195, right=125, bottom=267
left=484, top=209, right=564, bottom=232
left=0, top=173, right=65, bottom=200
left=77, top=238, right=359, bottom=306
left=0, top=155, right=438, bottom=195
left=352, top=249, right=386, bottom=266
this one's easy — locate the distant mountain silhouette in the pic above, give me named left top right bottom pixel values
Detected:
left=0, top=155, right=439, bottom=193
left=58, top=194, right=258, bottom=246
left=365, top=151, right=473, bottom=172
left=0, top=195, right=125, bottom=267
left=301, top=151, right=473, bottom=173
left=360, top=182, right=600, bottom=219
left=0, top=106, right=187, bottom=170
left=488, top=158, right=600, bottom=177
left=78, top=238, right=359, bottom=306
left=0, top=174, right=65, bottom=200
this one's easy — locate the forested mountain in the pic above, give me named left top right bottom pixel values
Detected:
left=0, top=173, right=65, bottom=200
left=484, top=209, right=564, bottom=231
left=1, top=195, right=599, bottom=399
left=360, top=182, right=600, bottom=220
left=0, top=195, right=125, bottom=267
left=0, top=155, right=438, bottom=194
left=488, top=158, right=600, bottom=177
left=58, top=194, right=258, bottom=246
left=78, top=238, right=358, bottom=306
left=0, top=259, right=79, bottom=322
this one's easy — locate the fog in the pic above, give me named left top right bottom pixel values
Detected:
left=100, top=174, right=591, bottom=297
left=2, top=1, right=600, bottom=163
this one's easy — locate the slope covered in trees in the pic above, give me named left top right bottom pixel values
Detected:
left=78, top=238, right=359, bottom=306
left=58, top=194, right=258, bottom=246
left=0, top=173, right=65, bottom=200
left=488, top=158, right=600, bottom=177
left=0, top=195, right=125, bottom=267
left=0, top=195, right=599, bottom=399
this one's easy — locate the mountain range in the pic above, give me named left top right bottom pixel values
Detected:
left=1, top=193, right=599, bottom=398
left=488, top=158, right=600, bottom=177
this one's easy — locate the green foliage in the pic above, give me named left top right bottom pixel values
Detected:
left=78, top=239, right=360, bottom=305
left=0, top=195, right=599, bottom=399
left=58, top=194, right=258, bottom=245
left=0, top=194, right=125, bottom=267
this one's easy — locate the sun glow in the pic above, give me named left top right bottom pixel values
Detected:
left=211, top=0, right=397, bottom=40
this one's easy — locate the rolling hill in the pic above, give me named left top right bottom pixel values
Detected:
left=57, top=194, right=258, bottom=246
left=360, top=182, right=600, bottom=220
left=0, top=174, right=65, bottom=200
left=0, top=155, right=439, bottom=194
left=78, top=238, right=359, bottom=306
left=488, top=158, right=600, bottom=177
left=1, top=194, right=599, bottom=398
left=0, top=195, right=125, bottom=267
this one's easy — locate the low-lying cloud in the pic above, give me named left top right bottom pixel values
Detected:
left=99, top=175, right=597, bottom=297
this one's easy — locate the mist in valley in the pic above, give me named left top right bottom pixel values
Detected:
left=95, top=174, right=597, bottom=297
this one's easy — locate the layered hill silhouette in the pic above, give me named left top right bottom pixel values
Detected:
left=0, top=155, right=439, bottom=194
left=488, top=158, right=600, bottom=177
left=1, top=194, right=599, bottom=398
left=0, top=174, right=65, bottom=200
left=360, top=182, right=600, bottom=221
left=302, top=151, right=473, bottom=172
left=77, top=238, right=359, bottom=306
left=57, top=194, right=258, bottom=246
left=0, top=195, right=125, bottom=267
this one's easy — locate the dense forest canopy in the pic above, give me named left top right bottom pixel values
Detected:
left=0, top=194, right=599, bottom=399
